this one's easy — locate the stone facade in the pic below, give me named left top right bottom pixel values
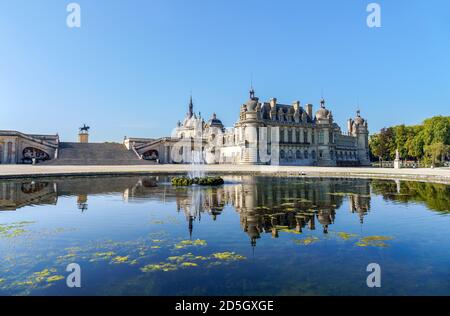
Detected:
left=0, top=131, right=59, bottom=164
left=129, top=89, right=370, bottom=166
left=1, top=89, right=369, bottom=166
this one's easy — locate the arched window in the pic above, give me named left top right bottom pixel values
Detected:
left=304, top=150, right=309, bottom=159
left=142, top=150, right=159, bottom=161
left=280, top=150, right=286, bottom=159
left=296, top=150, right=302, bottom=159
left=312, top=150, right=316, bottom=159
left=288, top=130, right=293, bottom=143
left=304, top=131, right=308, bottom=143
left=22, top=147, right=50, bottom=162
left=288, top=150, right=293, bottom=160
left=295, top=130, right=300, bottom=143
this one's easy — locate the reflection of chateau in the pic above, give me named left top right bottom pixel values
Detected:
left=0, top=176, right=372, bottom=246
left=227, top=177, right=371, bottom=246
left=0, top=181, right=57, bottom=211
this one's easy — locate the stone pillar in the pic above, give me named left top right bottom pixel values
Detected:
left=3, top=141, right=7, bottom=163
left=78, top=132, right=89, bottom=143
left=0, top=142, right=3, bottom=164
left=394, top=149, right=401, bottom=169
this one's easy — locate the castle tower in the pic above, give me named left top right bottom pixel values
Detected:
left=352, top=110, right=370, bottom=166
left=239, top=87, right=262, bottom=165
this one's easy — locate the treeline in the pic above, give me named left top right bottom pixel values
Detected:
left=369, top=116, right=450, bottom=165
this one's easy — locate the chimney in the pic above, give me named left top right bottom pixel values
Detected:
left=347, top=118, right=353, bottom=135
left=306, top=104, right=313, bottom=118
left=270, top=98, right=277, bottom=109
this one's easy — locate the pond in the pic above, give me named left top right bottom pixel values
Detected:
left=0, top=175, right=449, bottom=296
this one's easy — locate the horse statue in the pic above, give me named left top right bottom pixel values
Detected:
left=79, top=124, right=90, bottom=133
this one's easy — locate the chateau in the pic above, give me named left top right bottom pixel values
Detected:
left=0, top=89, right=369, bottom=166
left=128, top=88, right=370, bottom=166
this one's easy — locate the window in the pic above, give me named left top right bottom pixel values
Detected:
left=304, top=150, right=309, bottom=159
left=280, top=130, right=285, bottom=143
left=318, top=131, right=324, bottom=144
left=311, top=131, right=315, bottom=144
left=319, top=150, right=323, bottom=158
left=280, top=150, right=286, bottom=159
left=7, top=142, right=13, bottom=163
left=296, top=150, right=302, bottom=159
left=288, top=130, right=292, bottom=143
left=296, top=130, right=300, bottom=143
left=312, top=150, right=316, bottom=159
left=330, top=150, right=334, bottom=160
left=288, top=150, right=293, bottom=160
left=304, top=131, right=308, bottom=143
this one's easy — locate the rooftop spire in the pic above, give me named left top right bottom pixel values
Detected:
left=188, top=94, right=194, bottom=118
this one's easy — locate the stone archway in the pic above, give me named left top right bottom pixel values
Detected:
left=22, top=147, right=50, bottom=163
left=142, top=149, right=159, bottom=161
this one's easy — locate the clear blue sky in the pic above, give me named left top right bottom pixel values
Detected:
left=1, top=0, right=449, bottom=142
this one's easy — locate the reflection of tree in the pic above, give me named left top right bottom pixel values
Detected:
left=371, top=180, right=450, bottom=213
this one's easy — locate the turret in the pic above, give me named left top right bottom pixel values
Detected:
left=352, top=110, right=370, bottom=166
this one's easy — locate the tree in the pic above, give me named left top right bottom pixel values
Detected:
left=369, top=128, right=396, bottom=163
left=424, top=142, right=448, bottom=167
left=370, top=116, right=449, bottom=166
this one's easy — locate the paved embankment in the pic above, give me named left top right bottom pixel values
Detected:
left=0, top=165, right=449, bottom=183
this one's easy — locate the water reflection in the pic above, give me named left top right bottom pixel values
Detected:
left=1, top=176, right=447, bottom=243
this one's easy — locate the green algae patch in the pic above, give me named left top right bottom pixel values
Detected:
left=0, top=221, right=36, bottom=238
left=13, top=280, right=34, bottom=286
left=34, top=268, right=57, bottom=282
left=279, top=228, right=302, bottom=235
left=174, top=239, right=207, bottom=249
left=181, top=262, right=198, bottom=267
left=212, top=252, right=246, bottom=261
left=90, top=251, right=115, bottom=262
left=337, top=232, right=358, bottom=240
left=356, top=236, right=393, bottom=248
left=327, top=192, right=371, bottom=198
left=112, top=256, right=129, bottom=264
left=57, top=253, right=77, bottom=261
left=141, top=263, right=178, bottom=272
left=0, top=278, right=5, bottom=284
left=94, top=252, right=115, bottom=258
left=294, top=236, right=319, bottom=246
left=46, top=275, right=65, bottom=283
